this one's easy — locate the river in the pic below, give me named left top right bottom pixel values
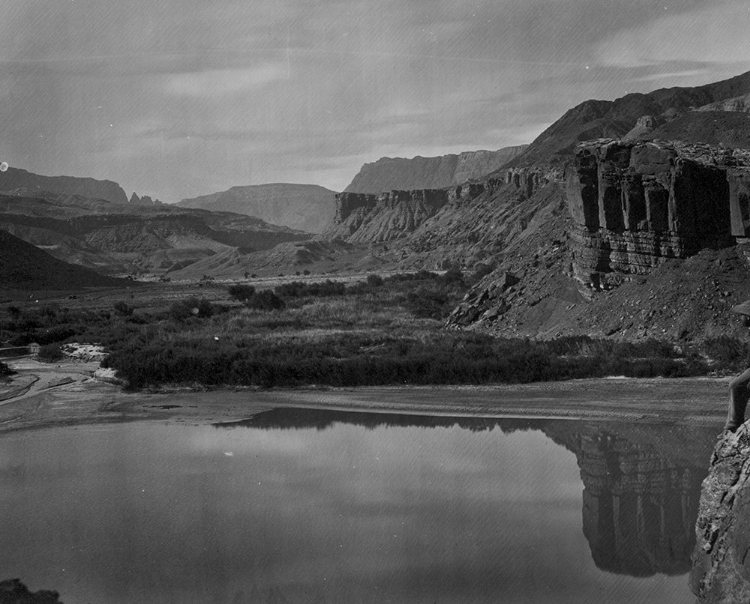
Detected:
left=0, top=406, right=717, bottom=603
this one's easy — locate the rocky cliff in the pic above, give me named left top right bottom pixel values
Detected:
left=326, top=167, right=558, bottom=246
left=324, top=189, right=452, bottom=243
left=0, top=166, right=128, bottom=205
left=691, top=423, right=750, bottom=602
left=566, top=139, right=750, bottom=290
left=344, top=146, right=527, bottom=193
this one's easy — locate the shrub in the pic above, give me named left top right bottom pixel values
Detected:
left=0, top=361, right=14, bottom=376
left=275, top=280, right=346, bottom=298
left=113, top=301, right=134, bottom=317
left=228, top=284, right=256, bottom=302
left=367, top=274, right=384, bottom=287
left=703, top=336, right=749, bottom=368
left=169, top=297, right=213, bottom=321
left=37, top=343, right=64, bottom=362
left=245, top=291, right=285, bottom=311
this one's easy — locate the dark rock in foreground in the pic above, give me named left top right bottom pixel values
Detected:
left=692, top=423, right=750, bottom=602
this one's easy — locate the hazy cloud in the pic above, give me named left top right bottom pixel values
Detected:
left=0, top=0, right=747, bottom=200
left=165, top=63, right=289, bottom=97
left=595, top=1, right=750, bottom=69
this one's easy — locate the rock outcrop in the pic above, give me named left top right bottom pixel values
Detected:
left=691, top=424, right=750, bottom=602
left=129, top=193, right=161, bottom=206
left=343, top=146, right=527, bottom=193
left=567, top=139, right=750, bottom=289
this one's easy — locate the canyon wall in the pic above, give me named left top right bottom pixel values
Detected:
left=343, top=146, right=527, bottom=193
left=326, top=167, right=559, bottom=245
left=567, top=140, right=750, bottom=289
left=325, top=189, right=451, bottom=243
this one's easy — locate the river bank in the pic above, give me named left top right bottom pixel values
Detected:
left=0, top=357, right=731, bottom=434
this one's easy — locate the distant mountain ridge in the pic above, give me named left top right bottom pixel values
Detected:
left=176, top=183, right=336, bottom=234
left=0, top=166, right=128, bottom=205
left=0, top=190, right=311, bottom=276
left=344, top=146, right=527, bottom=193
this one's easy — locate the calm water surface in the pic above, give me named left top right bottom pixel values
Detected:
left=0, top=407, right=716, bottom=604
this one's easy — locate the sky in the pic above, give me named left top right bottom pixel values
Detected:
left=0, top=0, right=749, bottom=202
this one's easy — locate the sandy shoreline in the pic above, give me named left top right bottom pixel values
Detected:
left=0, top=357, right=732, bottom=434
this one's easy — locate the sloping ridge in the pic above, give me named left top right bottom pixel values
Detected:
left=509, top=70, right=750, bottom=166
left=176, top=183, right=337, bottom=234
left=0, top=229, right=130, bottom=290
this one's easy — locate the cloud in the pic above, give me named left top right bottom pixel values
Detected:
left=596, top=1, right=750, bottom=69
left=165, top=62, right=288, bottom=97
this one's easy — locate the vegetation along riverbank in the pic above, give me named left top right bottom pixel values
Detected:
left=2, top=270, right=748, bottom=391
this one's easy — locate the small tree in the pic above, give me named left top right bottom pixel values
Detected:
left=113, top=301, right=134, bottom=317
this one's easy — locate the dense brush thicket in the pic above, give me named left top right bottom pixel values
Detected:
left=1, top=271, right=745, bottom=389
left=103, top=332, right=709, bottom=389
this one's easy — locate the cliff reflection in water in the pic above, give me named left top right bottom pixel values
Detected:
left=217, top=407, right=715, bottom=579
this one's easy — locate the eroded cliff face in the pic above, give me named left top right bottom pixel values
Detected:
left=325, top=189, right=451, bottom=243
left=691, top=424, right=750, bottom=602
left=567, top=139, right=750, bottom=289
left=343, top=146, right=528, bottom=193
left=326, top=167, right=559, bottom=245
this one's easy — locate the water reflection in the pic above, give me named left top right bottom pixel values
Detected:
left=218, top=408, right=715, bottom=578
left=0, top=408, right=717, bottom=604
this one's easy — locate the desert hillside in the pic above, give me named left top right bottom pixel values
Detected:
left=177, top=183, right=336, bottom=234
